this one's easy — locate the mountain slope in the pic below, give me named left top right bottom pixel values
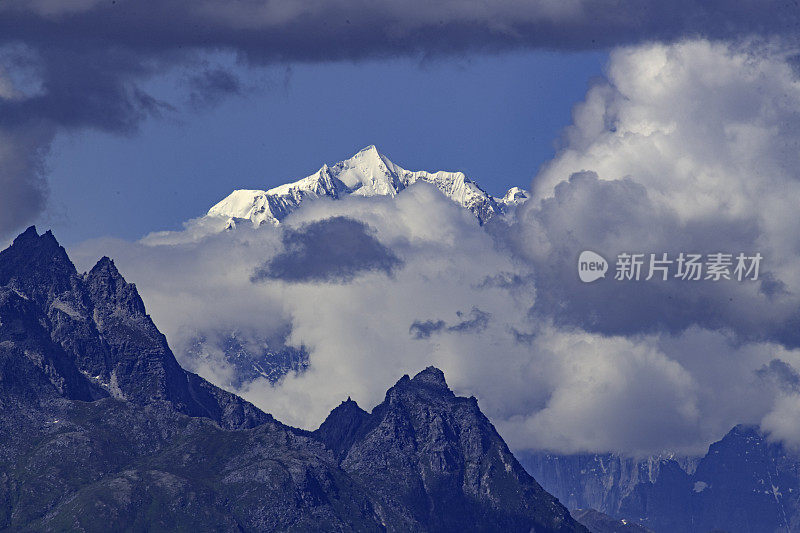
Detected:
left=314, top=367, right=582, bottom=532
left=0, top=397, right=382, bottom=532
left=572, top=509, right=654, bottom=533
left=0, top=226, right=583, bottom=532
left=205, top=145, right=528, bottom=228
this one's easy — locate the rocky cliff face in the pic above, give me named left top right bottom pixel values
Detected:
left=0, top=226, right=270, bottom=430
left=0, top=227, right=584, bottom=532
left=315, top=367, right=582, bottom=532
left=520, top=452, right=695, bottom=521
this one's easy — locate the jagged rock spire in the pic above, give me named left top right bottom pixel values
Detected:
left=0, top=226, right=270, bottom=430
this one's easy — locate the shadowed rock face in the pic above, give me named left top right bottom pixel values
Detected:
left=314, top=367, right=584, bottom=532
left=0, top=286, right=104, bottom=403
left=0, top=226, right=586, bottom=532
left=0, top=226, right=270, bottom=430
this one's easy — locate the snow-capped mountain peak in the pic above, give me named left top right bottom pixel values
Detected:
left=325, top=145, right=404, bottom=197
left=500, top=186, right=529, bottom=206
left=206, top=146, right=528, bottom=228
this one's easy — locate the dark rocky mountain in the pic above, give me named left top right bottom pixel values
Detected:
left=314, top=366, right=580, bottom=532
left=0, top=226, right=270, bottom=429
left=523, top=425, right=800, bottom=532
left=520, top=452, right=695, bottom=527
left=0, top=226, right=586, bottom=532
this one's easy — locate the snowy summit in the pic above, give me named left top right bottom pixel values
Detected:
left=205, top=146, right=528, bottom=228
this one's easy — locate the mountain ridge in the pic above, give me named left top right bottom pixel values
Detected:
left=0, top=225, right=271, bottom=430
left=313, top=365, right=580, bottom=532
left=205, top=145, right=529, bottom=228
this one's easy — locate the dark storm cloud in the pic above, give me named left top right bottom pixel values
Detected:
left=410, top=307, right=490, bottom=339
left=756, top=359, right=800, bottom=393
left=0, top=45, right=174, bottom=237
left=409, top=320, right=446, bottom=340
left=252, top=216, right=401, bottom=283
left=2, top=1, right=799, bottom=59
left=516, top=170, right=800, bottom=347
left=0, top=123, right=51, bottom=239
left=448, top=307, right=491, bottom=333
left=0, top=46, right=172, bottom=132
left=187, top=68, right=241, bottom=109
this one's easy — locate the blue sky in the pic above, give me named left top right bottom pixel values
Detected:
left=44, top=50, right=606, bottom=244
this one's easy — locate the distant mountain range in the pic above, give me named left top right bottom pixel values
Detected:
left=0, top=226, right=583, bottom=532
left=204, top=145, right=528, bottom=228
left=523, top=425, right=800, bottom=532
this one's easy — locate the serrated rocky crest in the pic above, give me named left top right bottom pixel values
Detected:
left=0, top=226, right=269, bottom=429
left=314, top=366, right=583, bottom=532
